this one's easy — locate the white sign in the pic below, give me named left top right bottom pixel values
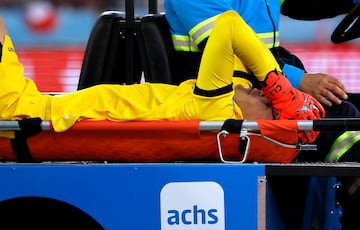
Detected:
left=160, top=181, right=225, bottom=230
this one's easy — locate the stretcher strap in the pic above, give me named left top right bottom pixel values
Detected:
left=10, top=118, right=43, bottom=162
left=220, top=119, right=244, bottom=133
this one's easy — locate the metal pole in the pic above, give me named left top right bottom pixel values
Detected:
left=125, top=0, right=135, bottom=83
left=0, top=121, right=51, bottom=131
left=125, top=0, right=134, bottom=23
left=2, top=119, right=360, bottom=132
left=200, top=121, right=261, bottom=131
left=200, top=120, right=353, bottom=132
left=149, top=0, right=158, bottom=14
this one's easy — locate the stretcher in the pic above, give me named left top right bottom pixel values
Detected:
left=0, top=118, right=358, bottom=163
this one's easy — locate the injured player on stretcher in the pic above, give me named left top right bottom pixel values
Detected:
left=1, top=11, right=360, bottom=162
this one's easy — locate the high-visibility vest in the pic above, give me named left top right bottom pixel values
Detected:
left=325, top=131, right=360, bottom=162
left=166, top=0, right=281, bottom=51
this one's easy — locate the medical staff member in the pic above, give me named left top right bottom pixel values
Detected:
left=164, top=0, right=349, bottom=107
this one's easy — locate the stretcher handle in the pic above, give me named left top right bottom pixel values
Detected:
left=200, top=119, right=360, bottom=132
left=312, top=118, right=360, bottom=131
left=0, top=120, right=51, bottom=131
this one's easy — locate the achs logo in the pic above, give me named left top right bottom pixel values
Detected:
left=160, top=181, right=225, bottom=230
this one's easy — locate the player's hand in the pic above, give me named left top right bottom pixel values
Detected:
left=299, top=73, right=348, bottom=107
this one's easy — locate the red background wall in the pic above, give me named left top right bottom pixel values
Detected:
left=18, top=46, right=85, bottom=93
left=17, top=43, right=360, bottom=93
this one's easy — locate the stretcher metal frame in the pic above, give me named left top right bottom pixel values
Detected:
left=3, top=118, right=358, bottom=132
left=1, top=118, right=360, bottom=163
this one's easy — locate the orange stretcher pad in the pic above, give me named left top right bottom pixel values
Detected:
left=0, top=119, right=301, bottom=163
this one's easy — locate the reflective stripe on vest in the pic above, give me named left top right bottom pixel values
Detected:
left=172, top=14, right=219, bottom=52
left=258, top=31, right=280, bottom=48
left=190, top=15, right=219, bottom=45
left=172, top=22, right=280, bottom=51
left=171, top=34, right=200, bottom=52
left=325, top=131, right=360, bottom=162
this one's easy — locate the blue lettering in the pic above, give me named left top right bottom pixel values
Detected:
left=207, top=209, right=218, bottom=224
left=167, top=210, right=180, bottom=225
left=193, top=205, right=206, bottom=224
left=166, top=206, right=219, bottom=225
left=181, top=209, right=192, bottom=225
left=181, top=209, right=192, bottom=224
